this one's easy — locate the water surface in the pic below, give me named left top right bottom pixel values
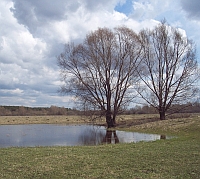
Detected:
left=0, top=124, right=167, bottom=148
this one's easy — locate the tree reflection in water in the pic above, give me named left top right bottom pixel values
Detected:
left=160, top=135, right=166, bottom=139
left=79, top=127, right=119, bottom=145
left=103, top=130, right=119, bottom=144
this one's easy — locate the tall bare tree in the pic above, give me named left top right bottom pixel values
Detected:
left=137, top=22, right=199, bottom=120
left=58, top=27, right=142, bottom=127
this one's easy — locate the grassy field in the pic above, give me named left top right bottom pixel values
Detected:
left=0, top=115, right=91, bottom=125
left=0, top=114, right=200, bottom=178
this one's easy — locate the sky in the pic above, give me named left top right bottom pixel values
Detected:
left=0, top=0, right=200, bottom=108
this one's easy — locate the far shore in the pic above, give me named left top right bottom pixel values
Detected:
left=0, top=114, right=161, bottom=125
left=0, top=115, right=94, bottom=125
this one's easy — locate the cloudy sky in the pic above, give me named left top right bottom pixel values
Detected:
left=0, top=0, right=200, bottom=108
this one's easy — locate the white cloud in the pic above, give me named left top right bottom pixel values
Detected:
left=3, top=88, right=23, bottom=95
left=0, top=0, right=199, bottom=107
left=131, top=0, right=173, bottom=20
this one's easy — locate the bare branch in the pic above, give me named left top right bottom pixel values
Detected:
left=136, top=21, right=199, bottom=120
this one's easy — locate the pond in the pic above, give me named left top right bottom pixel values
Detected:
left=0, top=124, right=169, bottom=148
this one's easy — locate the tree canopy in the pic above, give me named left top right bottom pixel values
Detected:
left=58, top=22, right=199, bottom=126
left=58, top=27, right=142, bottom=127
left=136, top=22, right=199, bottom=119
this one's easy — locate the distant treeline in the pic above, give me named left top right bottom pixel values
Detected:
left=0, top=102, right=200, bottom=116
left=127, top=102, right=200, bottom=115
left=0, top=105, right=76, bottom=116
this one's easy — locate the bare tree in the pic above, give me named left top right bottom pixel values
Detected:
left=137, top=21, right=199, bottom=120
left=58, top=27, right=142, bottom=127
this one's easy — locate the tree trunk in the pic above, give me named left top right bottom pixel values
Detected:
left=159, top=111, right=166, bottom=120
left=106, top=111, right=114, bottom=128
left=112, top=115, right=116, bottom=125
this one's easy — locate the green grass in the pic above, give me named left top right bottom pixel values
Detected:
left=0, top=115, right=200, bottom=178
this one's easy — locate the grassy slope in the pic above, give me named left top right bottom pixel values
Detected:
left=0, top=115, right=200, bottom=179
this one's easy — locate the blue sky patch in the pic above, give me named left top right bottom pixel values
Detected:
left=115, top=0, right=133, bottom=15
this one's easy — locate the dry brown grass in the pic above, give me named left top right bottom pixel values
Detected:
left=0, top=115, right=91, bottom=125
left=0, top=114, right=159, bottom=125
left=115, top=114, right=160, bottom=127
